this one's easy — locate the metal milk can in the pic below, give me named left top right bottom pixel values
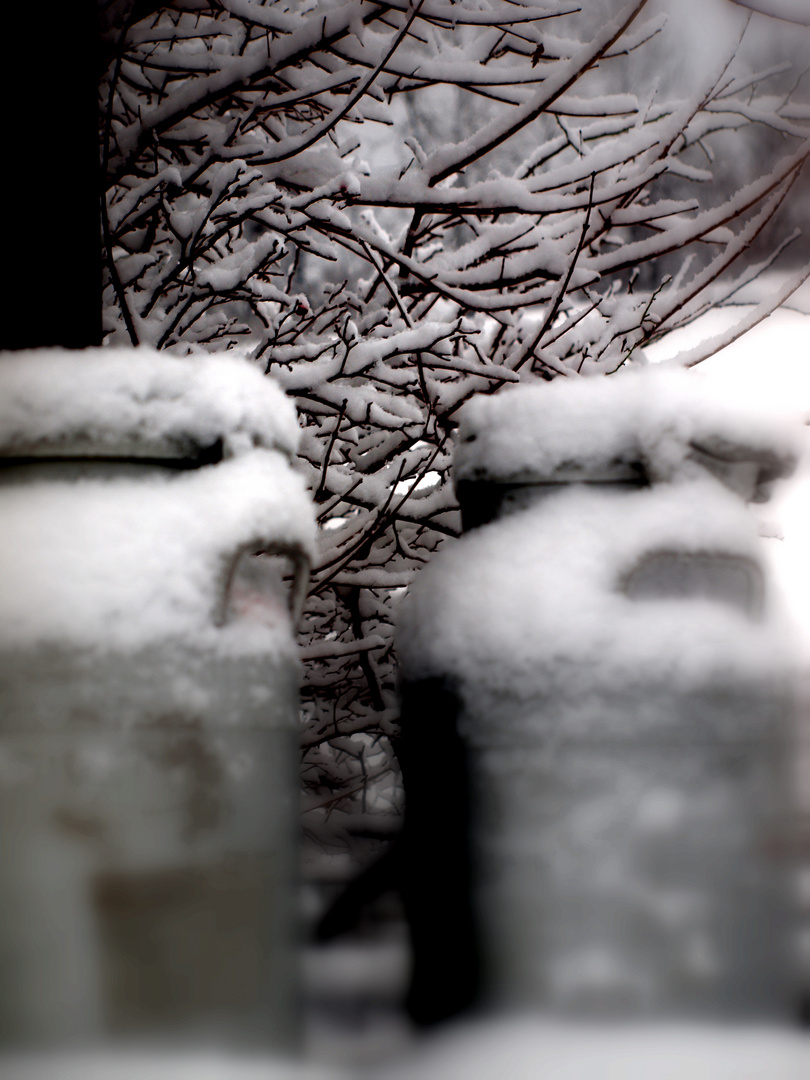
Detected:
left=0, top=347, right=316, bottom=1050
left=398, top=367, right=802, bottom=1022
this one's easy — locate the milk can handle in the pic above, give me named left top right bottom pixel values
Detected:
left=215, top=540, right=311, bottom=628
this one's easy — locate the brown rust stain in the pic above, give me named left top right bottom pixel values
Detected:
left=92, top=859, right=267, bottom=1030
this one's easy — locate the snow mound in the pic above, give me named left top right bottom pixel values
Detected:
left=397, top=481, right=791, bottom=698
left=0, top=452, right=316, bottom=649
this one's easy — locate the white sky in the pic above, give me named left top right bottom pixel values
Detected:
left=645, top=282, right=810, bottom=655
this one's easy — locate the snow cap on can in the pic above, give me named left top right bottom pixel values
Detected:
left=0, top=347, right=301, bottom=462
left=455, top=366, right=801, bottom=502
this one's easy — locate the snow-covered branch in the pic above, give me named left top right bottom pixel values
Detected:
left=101, top=0, right=810, bottom=849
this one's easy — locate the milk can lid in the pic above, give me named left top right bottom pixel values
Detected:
left=0, top=346, right=301, bottom=463
left=454, top=366, right=801, bottom=503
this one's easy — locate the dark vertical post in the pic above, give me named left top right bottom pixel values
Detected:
left=0, top=4, right=102, bottom=350
left=397, top=678, right=482, bottom=1025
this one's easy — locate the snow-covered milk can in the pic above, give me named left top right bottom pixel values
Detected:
left=0, top=349, right=316, bottom=1049
left=398, top=367, right=801, bottom=1021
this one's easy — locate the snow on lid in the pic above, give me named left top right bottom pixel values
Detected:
left=0, top=451, right=317, bottom=650
left=0, top=347, right=301, bottom=461
left=455, top=366, right=802, bottom=501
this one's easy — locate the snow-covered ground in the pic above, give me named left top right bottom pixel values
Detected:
left=4, top=1017, right=808, bottom=1079
left=0, top=1051, right=346, bottom=1080
left=368, top=1015, right=810, bottom=1080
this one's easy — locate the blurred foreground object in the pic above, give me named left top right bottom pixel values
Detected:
left=370, top=1015, right=810, bottom=1080
left=0, top=1047, right=344, bottom=1080
left=398, top=366, right=804, bottom=1022
left=0, top=349, right=316, bottom=1050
